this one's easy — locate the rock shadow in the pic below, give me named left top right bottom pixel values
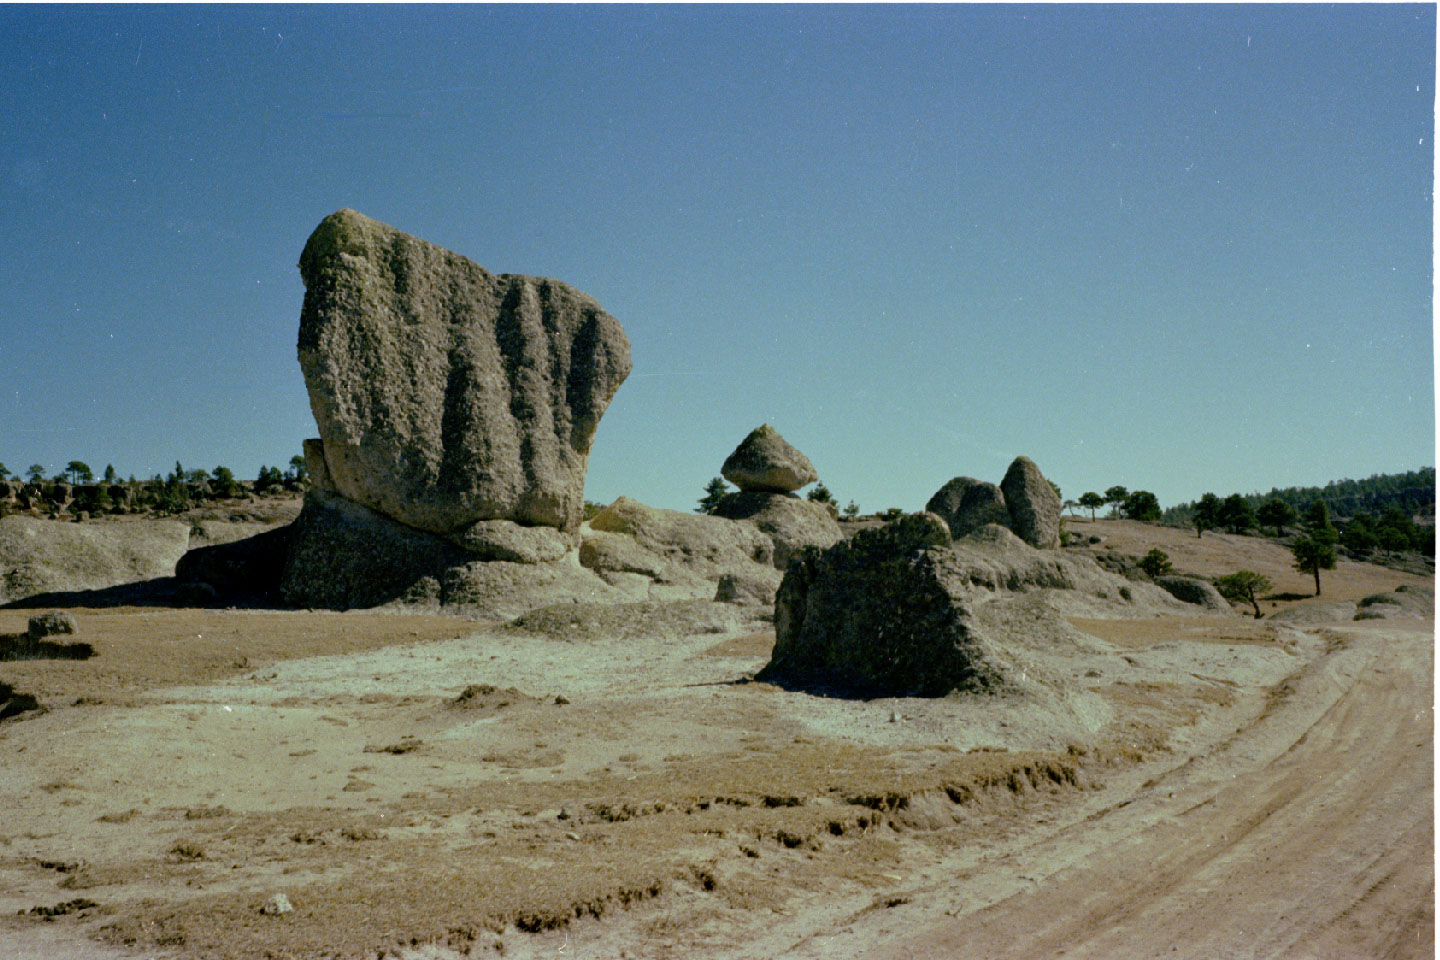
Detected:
left=0, top=633, right=95, bottom=661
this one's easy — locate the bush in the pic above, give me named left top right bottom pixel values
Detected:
left=1138, top=548, right=1172, bottom=578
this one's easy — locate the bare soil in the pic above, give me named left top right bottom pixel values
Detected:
left=0, top=523, right=1431, bottom=959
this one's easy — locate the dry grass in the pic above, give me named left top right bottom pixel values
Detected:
left=1066, top=517, right=1431, bottom=610
left=0, top=609, right=481, bottom=701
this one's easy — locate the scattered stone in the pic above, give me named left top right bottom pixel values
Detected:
left=260, top=893, right=293, bottom=916
left=297, top=208, right=632, bottom=535
left=925, top=478, right=1009, bottom=539
left=26, top=610, right=77, bottom=640
left=721, top=425, right=818, bottom=493
left=762, top=512, right=1003, bottom=697
left=999, top=456, right=1062, bottom=550
left=18, top=898, right=98, bottom=918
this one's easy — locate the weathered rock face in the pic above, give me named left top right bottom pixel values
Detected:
left=760, top=512, right=1008, bottom=697
left=297, top=209, right=632, bottom=534
left=721, top=425, right=818, bottom=493
left=925, top=477, right=1010, bottom=539
left=710, top=491, right=843, bottom=569
left=1000, top=456, right=1062, bottom=550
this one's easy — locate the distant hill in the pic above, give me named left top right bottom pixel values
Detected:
left=1162, top=468, right=1435, bottom=525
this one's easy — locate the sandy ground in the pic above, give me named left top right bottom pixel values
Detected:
left=0, top=524, right=1431, bottom=959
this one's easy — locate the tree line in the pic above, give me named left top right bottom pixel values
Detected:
left=0, top=456, right=310, bottom=518
left=1163, top=468, right=1435, bottom=526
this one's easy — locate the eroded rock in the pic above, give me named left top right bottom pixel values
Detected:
left=925, top=477, right=1010, bottom=539
left=1000, top=456, right=1062, bottom=550
left=297, top=209, right=632, bottom=534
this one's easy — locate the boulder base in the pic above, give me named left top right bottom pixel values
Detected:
left=711, top=491, right=842, bottom=568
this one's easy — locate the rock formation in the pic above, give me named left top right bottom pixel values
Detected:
left=760, top=512, right=1203, bottom=698
left=710, top=491, right=842, bottom=569
left=721, top=425, right=817, bottom=493
left=297, top=209, right=632, bottom=535
left=761, top=512, right=1007, bottom=697
left=279, top=210, right=635, bottom=612
left=925, top=477, right=1010, bottom=539
left=1000, top=456, right=1062, bottom=549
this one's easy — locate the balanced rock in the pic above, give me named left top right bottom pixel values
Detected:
left=1000, top=456, right=1062, bottom=550
left=297, top=209, right=632, bottom=534
left=721, top=425, right=817, bottom=493
left=925, top=477, right=1010, bottom=539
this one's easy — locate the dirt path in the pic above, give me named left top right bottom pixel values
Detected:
left=805, top=620, right=1433, bottom=959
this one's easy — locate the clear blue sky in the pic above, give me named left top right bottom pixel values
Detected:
left=1, top=4, right=1433, bottom=513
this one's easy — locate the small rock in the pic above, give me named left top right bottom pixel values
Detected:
left=261, top=893, right=293, bottom=915
left=566, top=832, right=581, bottom=842
left=27, top=610, right=77, bottom=640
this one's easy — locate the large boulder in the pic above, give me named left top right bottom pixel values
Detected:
left=710, top=491, right=842, bottom=569
left=1000, top=456, right=1062, bottom=550
left=721, top=425, right=818, bottom=493
left=925, top=477, right=1010, bottom=539
left=760, top=513, right=1009, bottom=697
left=297, top=209, right=632, bottom=535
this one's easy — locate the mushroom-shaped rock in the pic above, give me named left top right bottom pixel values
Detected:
left=721, top=425, right=818, bottom=493
left=297, top=209, right=632, bottom=534
left=1000, top=456, right=1062, bottom=550
left=925, top=477, right=1010, bottom=539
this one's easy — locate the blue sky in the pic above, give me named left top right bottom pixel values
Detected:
left=1, top=4, right=1433, bottom=514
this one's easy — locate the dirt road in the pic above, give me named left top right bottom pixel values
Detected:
left=801, top=620, right=1433, bottom=960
